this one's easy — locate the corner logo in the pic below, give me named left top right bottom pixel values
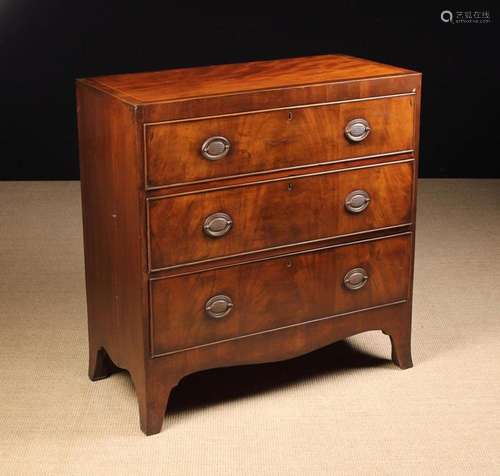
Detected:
left=441, top=9, right=491, bottom=24
left=441, top=10, right=453, bottom=23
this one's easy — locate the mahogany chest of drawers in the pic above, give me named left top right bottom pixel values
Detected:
left=77, top=54, right=421, bottom=435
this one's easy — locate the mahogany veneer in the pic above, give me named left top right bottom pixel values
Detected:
left=148, top=161, right=413, bottom=270
left=77, top=54, right=421, bottom=435
left=145, top=95, right=414, bottom=188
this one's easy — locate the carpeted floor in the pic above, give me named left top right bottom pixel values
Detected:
left=0, top=180, right=499, bottom=475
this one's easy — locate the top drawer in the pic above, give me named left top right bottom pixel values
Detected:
left=145, top=95, right=415, bottom=189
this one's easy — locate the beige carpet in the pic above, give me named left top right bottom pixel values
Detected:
left=0, top=180, right=499, bottom=475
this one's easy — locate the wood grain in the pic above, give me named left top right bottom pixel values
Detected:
left=76, top=83, right=150, bottom=398
left=148, top=160, right=413, bottom=270
left=145, top=95, right=415, bottom=188
left=85, top=54, right=413, bottom=104
left=150, top=234, right=411, bottom=356
left=77, top=55, right=420, bottom=435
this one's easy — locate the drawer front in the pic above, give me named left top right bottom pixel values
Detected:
left=145, top=95, right=415, bottom=188
left=148, top=161, right=413, bottom=270
left=150, top=234, right=411, bottom=355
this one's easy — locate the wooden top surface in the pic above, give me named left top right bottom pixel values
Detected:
left=81, top=54, right=416, bottom=105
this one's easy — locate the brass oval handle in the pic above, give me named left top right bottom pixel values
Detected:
left=201, top=136, right=231, bottom=160
left=344, top=267, right=369, bottom=291
left=345, top=118, right=371, bottom=142
left=345, top=189, right=371, bottom=213
left=203, top=212, right=233, bottom=238
left=205, top=294, right=233, bottom=319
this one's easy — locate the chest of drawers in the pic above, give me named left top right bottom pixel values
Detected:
left=77, top=54, right=421, bottom=435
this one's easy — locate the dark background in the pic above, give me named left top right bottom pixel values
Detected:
left=1, top=1, right=498, bottom=180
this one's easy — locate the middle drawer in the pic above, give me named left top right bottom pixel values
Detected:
left=148, top=160, right=413, bottom=270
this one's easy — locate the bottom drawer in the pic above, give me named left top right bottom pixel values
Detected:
left=150, top=234, right=411, bottom=356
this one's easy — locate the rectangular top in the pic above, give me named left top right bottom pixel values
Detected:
left=80, top=54, right=416, bottom=105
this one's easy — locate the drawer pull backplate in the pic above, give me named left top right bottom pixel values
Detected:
left=205, top=295, right=233, bottom=319
left=344, top=267, right=369, bottom=290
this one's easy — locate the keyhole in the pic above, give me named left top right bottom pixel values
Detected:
left=288, top=111, right=293, bottom=121
left=286, top=260, right=293, bottom=268
left=287, top=183, right=293, bottom=192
